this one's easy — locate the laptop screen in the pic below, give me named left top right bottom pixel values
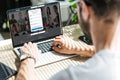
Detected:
left=7, top=2, right=62, bottom=47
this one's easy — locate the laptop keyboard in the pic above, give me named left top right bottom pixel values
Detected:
left=17, top=40, right=77, bottom=67
left=37, top=40, right=53, bottom=53
left=17, top=40, right=53, bottom=54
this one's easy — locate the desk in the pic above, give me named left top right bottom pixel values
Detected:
left=0, top=24, right=92, bottom=80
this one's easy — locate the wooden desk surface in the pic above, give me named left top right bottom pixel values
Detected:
left=0, top=24, right=92, bottom=80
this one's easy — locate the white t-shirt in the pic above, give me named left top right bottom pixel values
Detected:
left=50, top=50, right=120, bottom=80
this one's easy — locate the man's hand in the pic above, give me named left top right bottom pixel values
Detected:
left=21, top=42, right=40, bottom=63
left=16, top=42, right=39, bottom=80
left=52, top=35, right=78, bottom=54
left=52, top=35, right=95, bottom=57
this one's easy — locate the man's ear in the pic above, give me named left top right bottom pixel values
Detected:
left=81, top=1, right=90, bottom=21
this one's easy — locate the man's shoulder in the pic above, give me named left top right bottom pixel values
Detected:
left=50, top=50, right=120, bottom=80
left=66, top=49, right=120, bottom=80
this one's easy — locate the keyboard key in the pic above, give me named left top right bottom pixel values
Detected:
left=17, top=40, right=53, bottom=54
left=37, top=40, right=53, bottom=53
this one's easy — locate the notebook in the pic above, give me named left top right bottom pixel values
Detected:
left=7, top=2, right=76, bottom=67
left=0, top=62, right=17, bottom=80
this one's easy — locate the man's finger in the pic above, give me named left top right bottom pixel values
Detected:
left=20, top=46, right=28, bottom=54
left=52, top=46, right=62, bottom=53
left=55, top=35, right=63, bottom=39
left=24, top=43, right=28, bottom=48
left=28, top=42, right=33, bottom=48
left=24, top=43, right=30, bottom=50
left=33, top=43, right=38, bottom=50
left=53, top=39, right=62, bottom=47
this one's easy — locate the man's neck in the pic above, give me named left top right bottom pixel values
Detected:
left=93, top=17, right=120, bottom=52
left=109, top=19, right=120, bottom=51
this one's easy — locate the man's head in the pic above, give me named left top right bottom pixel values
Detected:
left=53, top=5, right=58, bottom=13
left=18, top=12, right=22, bottom=18
left=82, top=0, right=120, bottom=17
left=11, top=14, right=15, bottom=19
left=76, top=0, right=120, bottom=51
left=46, top=7, right=51, bottom=15
left=77, top=0, right=120, bottom=36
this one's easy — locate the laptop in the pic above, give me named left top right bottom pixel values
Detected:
left=7, top=2, right=76, bottom=67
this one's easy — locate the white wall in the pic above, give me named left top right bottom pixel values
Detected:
left=30, top=0, right=70, bottom=22
left=31, top=0, right=44, bottom=5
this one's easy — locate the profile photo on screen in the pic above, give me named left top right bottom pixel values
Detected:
left=53, top=5, right=60, bottom=27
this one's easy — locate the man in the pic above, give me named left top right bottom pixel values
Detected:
left=16, top=0, right=120, bottom=80
left=9, top=14, right=19, bottom=36
left=53, top=5, right=60, bottom=27
left=17, top=12, right=26, bottom=32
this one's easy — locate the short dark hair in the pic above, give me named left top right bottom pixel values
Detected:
left=84, top=0, right=120, bottom=17
left=47, top=7, right=51, bottom=14
left=53, top=5, right=58, bottom=10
